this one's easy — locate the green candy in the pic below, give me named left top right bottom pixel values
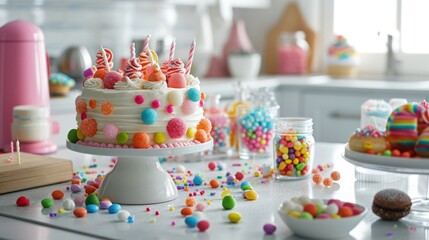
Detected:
left=116, top=132, right=128, bottom=145
left=41, top=198, right=53, bottom=208
left=85, top=193, right=100, bottom=206
left=316, top=204, right=324, bottom=215
left=67, top=129, right=79, bottom=143
left=300, top=212, right=313, bottom=220
left=222, top=195, right=236, bottom=210
left=241, top=184, right=253, bottom=191
left=296, top=162, right=306, bottom=171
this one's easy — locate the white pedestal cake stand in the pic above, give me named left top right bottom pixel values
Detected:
left=67, top=141, right=213, bottom=205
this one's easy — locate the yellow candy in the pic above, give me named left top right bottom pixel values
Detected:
left=278, top=161, right=287, bottom=170
left=291, top=136, right=298, bottom=142
left=154, top=132, right=166, bottom=144
left=245, top=190, right=258, bottom=200
left=292, top=158, right=299, bottom=165
left=207, top=200, right=212, bottom=205
left=77, top=129, right=85, bottom=140
left=288, top=211, right=301, bottom=218
left=150, top=50, right=158, bottom=63
left=186, top=128, right=196, bottom=138
left=331, top=214, right=341, bottom=219
left=282, top=153, right=289, bottom=160
left=285, top=135, right=292, bottom=141
left=254, top=171, right=261, bottom=177
left=279, top=146, right=288, bottom=153
left=58, top=208, right=65, bottom=214
left=169, top=206, right=175, bottom=211
left=285, top=159, right=292, bottom=164
left=228, top=212, right=242, bottom=223
left=294, top=142, right=302, bottom=151
left=221, top=189, right=232, bottom=198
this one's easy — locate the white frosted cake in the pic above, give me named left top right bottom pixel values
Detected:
left=68, top=40, right=211, bottom=148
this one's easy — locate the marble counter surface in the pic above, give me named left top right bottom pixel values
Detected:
left=0, top=142, right=428, bottom=240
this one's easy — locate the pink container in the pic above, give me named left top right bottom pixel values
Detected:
left=0, top=20, right=56, bottom=153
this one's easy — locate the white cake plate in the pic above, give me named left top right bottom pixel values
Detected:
left=67, top=141, right=213, bottom=205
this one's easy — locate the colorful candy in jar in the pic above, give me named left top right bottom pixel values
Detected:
left=238, top=107, right=275, bottom=156
left=205, top=95, right=230, bottom=153
left=274, top=129, right=314, bottom=178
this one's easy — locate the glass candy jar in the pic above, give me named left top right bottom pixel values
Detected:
left=273, top=118, right=314, bottom=180
left=205, top=94, right=230, bottom=153
left=238, top=88, right=279, bottom=159
left=277, top=31, right=308, bottom=74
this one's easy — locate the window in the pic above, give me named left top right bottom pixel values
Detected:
left=327, top=0, right=429, bottom=76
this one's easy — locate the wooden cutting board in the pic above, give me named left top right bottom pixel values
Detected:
left=264, top=2, right=317, bottom=74
left=0, top=152, right=73, bottom=194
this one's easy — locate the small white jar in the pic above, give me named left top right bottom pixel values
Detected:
left=12, top=105, right=50, bottom=142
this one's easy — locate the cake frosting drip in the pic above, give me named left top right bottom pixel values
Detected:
left=114, top=77, right=144, bottom=90
left=96, top=48, right=114, bottom=70
left=142, top=80, right=167, bottom=90
left=186, top=74, right=200, bottom=86
left=124, top=58, right=143, bottom=79
left=166, top=58, right=186, bottom=79
left=84, top=78, right=104, bottom=89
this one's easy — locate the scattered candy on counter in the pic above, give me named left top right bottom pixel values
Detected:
left=228, top=212, right=242, bottom=223
left=117, top=210, right=131, bottom=222
left=197, top=220, right=210, bottom=232
left=222, top=195, right=236, bottom=210
left=311, top=165, right=341, bottom=188
left=16, top=196, right=30, bottom=207
left=41, top=198, right=53, bottom=208
left=263, top=223, right=277, bottom=235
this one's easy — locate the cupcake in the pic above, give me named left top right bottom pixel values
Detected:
left=327, top=35, right=358, bottom=78
left=49, top=73, right=75, bottom=96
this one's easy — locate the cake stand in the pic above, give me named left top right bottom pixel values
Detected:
left=343, top=144, right=429, bottom=226
left=67, top=141, right=213, bottom=205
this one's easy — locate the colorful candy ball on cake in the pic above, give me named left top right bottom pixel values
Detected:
left=103, top=124, right=119, bottom=140
left=116, top=132, right=129, bottom=145
left=186, top=128, right=196, bottom=138
left=93, top=69, right=108, bottom=81
left=182, top=99, right=196, bottom=114
left=132, top=132, right=150, bottom=148
left=68, top=129, right=79, bottom=143
left=76, top=100, right=87, bottom=114
left=168, top=73, right=187, bottom=88
left=415, top=127, right=429, bottom=157
left=103, top=71, right=122, bottom=89
left=141, top=108, right=157, bottom=125
left=79, top=118, right=97, bottom=137
left=167, top=118, right=186, bottom=138
left=187, top=88, right=201, bottom=102
left=148, top=70, right=166, bottom=82
left=154, top=132, right=166, bottom=144
left=100, top=101, right=114, bottom=115
left=167, top=91, right=184, bottom=106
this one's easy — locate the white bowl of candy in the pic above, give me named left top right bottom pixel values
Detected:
left=278, top=197, right=367, bottom=239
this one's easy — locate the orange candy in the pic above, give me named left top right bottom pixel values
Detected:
left=85, top=185, right=97, bottom=195
left=331, top=171, right=341, bottom=181
left=303, top=203, right=318, bottom=217
left=200, top=92, right=206, bottom=101
left=312, top=173, right=323, bottom=184
left=71, top=179, right=81, bottom=185
left=195, top=129, right=208, bottom=143
left=392, top=149, right=401, bottom=157
left=76, top=101, right=87, bottom=114
left=79, top=118, right=97, bottom=137
left=73, top=207, right=87, bottom=218
left=209, top=179, right=220, bottom=188
left=323, top=177, right=333, bottom=187
left=94, top=69, right=108, bottom=80
left=180, top=207, right=193, bottom=216
left=148, top=70, right=166, bottom=82
left=338, top=206, right=353, bottom=217
left=197, top=118, right=212, bottom=134
left=185, top=197, right=197, bottom=207
left=51, top=190, right=64, bottom=200
left=100, top=101, right=113, bottom=115
left=132, top=132, right=150, bottom=148
left=89, top=99, right=97, bottom=109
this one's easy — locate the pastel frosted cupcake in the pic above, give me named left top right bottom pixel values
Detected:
left=327, top=35, right=358, bottom=78
left=49, top=73, right=76, bottom=96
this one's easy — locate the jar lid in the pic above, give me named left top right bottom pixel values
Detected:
left=275, top=117, right=313, bottom=133
left=13, top=105, right=49, bottom=121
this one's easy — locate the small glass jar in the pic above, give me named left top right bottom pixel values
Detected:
left=12, top=105, right=50, bottom=142
left=273, top=118, right=314, bottom=180
left=205, top=94, right=230, bottom=154
left=277, top=31, right=309, bottom=74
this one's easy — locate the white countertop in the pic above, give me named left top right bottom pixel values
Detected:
left=0, top=142, right=427, bottom=240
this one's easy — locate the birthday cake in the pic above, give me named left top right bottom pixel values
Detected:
left=68, top=38, right=212, bottom=148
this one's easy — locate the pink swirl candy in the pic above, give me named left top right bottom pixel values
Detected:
left=138, top=52, right=152, bottom=75
left=166, top=58, right=185, bottom=79
left=124, top=58, right=143, bottom=79
left=161, top=61, right=169, bottom=74
left=96, top=48, right=114, bottom=70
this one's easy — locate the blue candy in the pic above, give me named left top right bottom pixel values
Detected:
left=141, top=108, right=157, bottom=124
left=193, top=175, right=203, bottom=186
left=240, top=181, right=251, bottom=189
left=187, top=88, right=200, bottom=102
left=108, top=204, right=121, bottom=214
left=185, top=216, right=198, bottom=228
left=86, top=204, right=99, bottom=213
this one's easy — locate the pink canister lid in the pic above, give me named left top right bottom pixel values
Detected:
left=0, top=20, right=44, bottom=42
